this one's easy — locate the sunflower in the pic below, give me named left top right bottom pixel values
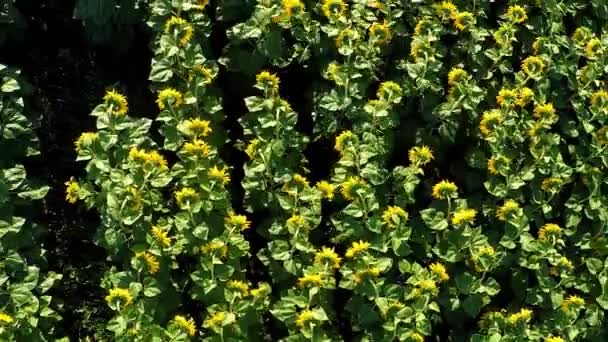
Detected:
left=183, top=139, right=210, bottom=157
left=435, top=1, right=458, bottom=19
left=225, top=212, right=251, bottom=231
left=173, top=315, right=196, bottom=337
left=408, top=145, right=434, bottom=166
left=345, top=240, right=370, bottom=258
left=521, top=56, right=545, bottom=77
left=538, top=223, right=562, bottom=241
left=227, top=280, right=250, bottom=295
left=298, top=273, right=325, bottom=288
left=295, top=309, right=315, bottom=328
left=136, top=251, right=160, bottom=274
left=105, top=288, right=133, bottom=307
left=164, top=16, right=193, bottom=46
left=591, top=90, right=608, bottom=109
left=496, top=200, right=519, bottom=221
left=208, top=165, right=231, bottom=185
left=561, top=295, right=585, bottom=312
left=283, top=0, right=304, bottom=17
left=453, top=11, right=475, bottom=31
left=174, top=187, right=199, bottom=209
left=74, top=132, right=97, bottom=153
left=479, top=109, right=503, bottom=137
left=382, top=206, right=409, bottom=228
left=451, top=208, right=477, bottom=225
left=103, top=89, right=128, bottom=115
left=585, top=38, right=602, bottom=59
left=65, top=177, right=80, bottom=204
left=516, top=87, right=535, bottom=107
left=506, top=5, right=527, bottom=24
left=429, top=262, right=449, bottom=282
left=507, top=308, right=532, bottom=324
left=322, top=0, right=347, bottom=20
left=533, top=103, right=556, bottom=121
left=376, top=81, right=402, bottom=101
left=431, top=180, right=458, bottom=200
left=369, top=21, right=391, bottom=45
left=256, top=70, right=280, bottom=94
left=151, top=226, right=172, bottom=247
left=496, top=88, right=518, bottom=107
left=316, top=181, right=335, bottom=200
left=334, top=130, right=355, bottom=153
left=314, top=247, right=342, bottom=269
left=204, top=311, right=227, bottom=329
left=448, top=67, right=468, bottom=86
left=0, top=312, right=14, bottom=325
left=341, top=176, right=365, bottom=201
left=156, top=88, right=184, bottom=110
left=183, top=118, right=212, bottom=137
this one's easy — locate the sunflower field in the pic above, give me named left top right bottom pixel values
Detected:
left=2, top=0, right=608, bottom=341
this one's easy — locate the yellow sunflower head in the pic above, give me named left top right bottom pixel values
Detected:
left=431, top=180, right=458, bottom=200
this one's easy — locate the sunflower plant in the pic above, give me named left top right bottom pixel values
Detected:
left=66, top=1, right=608, bottom=341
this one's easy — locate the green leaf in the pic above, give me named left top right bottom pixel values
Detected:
left=420, top=208, right=448, bottom=231
left=2, top=78, right=20, bottom=92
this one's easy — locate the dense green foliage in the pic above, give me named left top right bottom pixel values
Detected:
left=3, top=0, right=608, bottom=341
left=0, top=65, right=62, bottom=340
